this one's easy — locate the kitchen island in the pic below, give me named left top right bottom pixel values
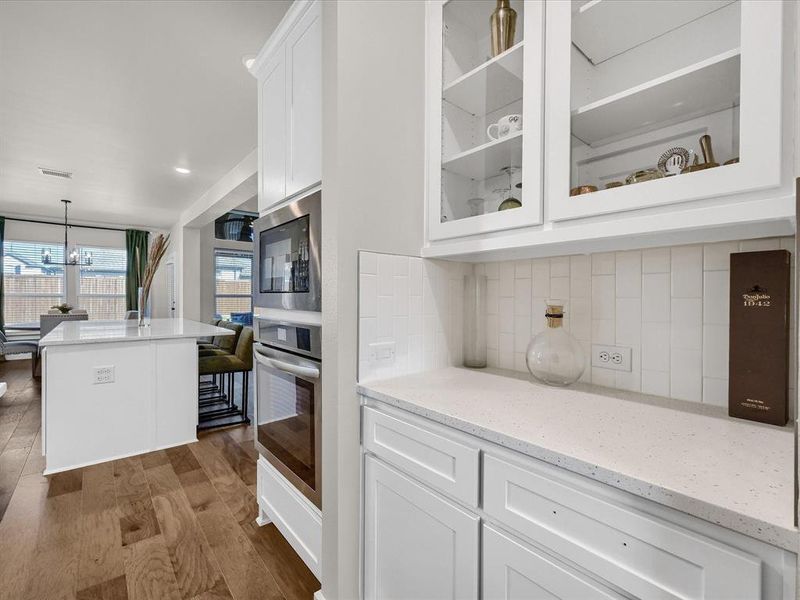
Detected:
left=39, top=318, right=232, bottom=474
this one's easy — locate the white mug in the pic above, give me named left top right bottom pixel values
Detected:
left=487, top=114, right=521, bottom=141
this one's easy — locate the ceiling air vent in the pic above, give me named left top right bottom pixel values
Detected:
left=38, top=166, right=73, bottom=179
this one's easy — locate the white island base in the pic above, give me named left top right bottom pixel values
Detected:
left=40, top=318, right=233, bottom=474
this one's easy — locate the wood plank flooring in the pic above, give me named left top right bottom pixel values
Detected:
left=0, top=359, right=320, bottom=600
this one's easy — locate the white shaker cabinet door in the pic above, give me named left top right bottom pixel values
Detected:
left=363, top=454, right=479, bottom=600
left=259, top=50, right=287, bottom=212
left=482, top=525, right=626, bottom=600
left=285, top=0, right=321, bottom=198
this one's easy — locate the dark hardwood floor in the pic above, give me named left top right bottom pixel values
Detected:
left=0, top=359, right=320, bottom=600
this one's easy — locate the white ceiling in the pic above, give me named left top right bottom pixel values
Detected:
left=0, top=0, right=290, bottom=229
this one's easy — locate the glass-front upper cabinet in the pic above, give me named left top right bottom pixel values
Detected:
left=426, top=0, right=544, bottom=241
left=546, top=0, right=784, bottom=221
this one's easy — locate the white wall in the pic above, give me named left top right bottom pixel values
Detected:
left=320, top=2, right=426, bottom=598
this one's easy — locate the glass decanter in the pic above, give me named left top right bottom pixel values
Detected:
left=525, top=300, right=585, bottom=387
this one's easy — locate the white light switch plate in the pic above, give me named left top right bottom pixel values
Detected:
left=591, top=344, right=632, bottom=372
left=93, top=366, right=115, bottom=384
left=368, top=341, right=396, bottom=364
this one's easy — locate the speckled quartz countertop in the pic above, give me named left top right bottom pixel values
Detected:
left=357, top=367, right=798, bottom=552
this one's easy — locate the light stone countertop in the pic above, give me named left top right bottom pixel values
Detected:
left=358, top=366, right=798, bottom=552
left=39, top=318, right=234, bottom=347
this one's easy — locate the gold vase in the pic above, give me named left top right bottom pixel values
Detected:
left=490, top=0, right=517, bottom=57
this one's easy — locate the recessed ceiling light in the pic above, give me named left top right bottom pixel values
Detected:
left=174, top=167, right=191, bottom=175
left=242, top=55, right=256, bottom=70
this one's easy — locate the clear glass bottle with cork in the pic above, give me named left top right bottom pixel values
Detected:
left=525, top=300, right=585, bottom=386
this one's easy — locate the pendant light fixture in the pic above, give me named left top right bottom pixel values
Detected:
left=41, top=199, right=93, bottom=267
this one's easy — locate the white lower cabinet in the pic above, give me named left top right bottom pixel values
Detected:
left=361, top=401, right=796, bottom=600
left=363, top=454, right=480, bottom=600
left=482, top=524, right=624, bottom=600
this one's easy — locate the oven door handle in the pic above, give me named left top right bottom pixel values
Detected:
left=254, top=348, right=321, bottom=380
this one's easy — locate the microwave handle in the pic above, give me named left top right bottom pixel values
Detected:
left=254, top=347, right=321, bottom=380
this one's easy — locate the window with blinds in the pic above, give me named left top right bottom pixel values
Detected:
left=3, top=241, right=65, bottom=326
left=78, top=246, right=127, bottom=320
left=215, top=249, right=252, bottom=323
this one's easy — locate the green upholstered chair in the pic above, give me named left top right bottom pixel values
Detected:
left=198, top=326, right=253, bottom=429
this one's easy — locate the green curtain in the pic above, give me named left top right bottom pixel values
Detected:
left=125, top=229, right=149, bottom=311
left=0, top=217, right=5, bottom=331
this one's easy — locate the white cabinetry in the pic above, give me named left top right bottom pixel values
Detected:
left=253, top=0, right=321, bottom=214
left=360, top=401, right=796, bottom=600
left=423, top=0, right=795, bottom=260
left=363, top=455, right=480, bottom=600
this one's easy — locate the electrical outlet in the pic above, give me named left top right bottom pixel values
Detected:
left=591, top=345, right=632, bottom=372
left=368, top=341, right=396, bottom=364
left=93, top=366, right=115, bottom=384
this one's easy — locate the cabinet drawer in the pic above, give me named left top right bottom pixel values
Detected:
left=483, top=524, right=625, bottom=600
left=362, top=405, right=479, bottom=507
left=483, top=452, right=763, bottom=600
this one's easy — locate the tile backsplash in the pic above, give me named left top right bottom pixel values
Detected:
left=358, top=237, right=795, bottom=408
left=358, top=251, right=469, bottom=382
left=481, top=237, right=796, bottom=406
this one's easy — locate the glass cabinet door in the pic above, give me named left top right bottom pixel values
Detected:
left=546, top=0, right=784, bottom=222
left=427, top=0, right=544, bottom=241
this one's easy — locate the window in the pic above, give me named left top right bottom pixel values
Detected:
left=215, top=249, right=252, bottom=323
left=3, top=241, right=65, bottom=326
left=78, top=246, right=127, bottom=320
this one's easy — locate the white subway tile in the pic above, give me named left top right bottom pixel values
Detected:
left=515, top=259, right=531, bottom=279
left=703, top=242, right=738, bottom=271
left=578, top=341, right=591, bottom=383
left=671, top=246, right=703, bottom=298
left=703, top=271, right=729, bottom=325
left=514, top=315, right=532, bottom=353
left=359, top=317, right=377, bottom=358
left=487, top=348, right=498, bottom=368
left=670, top=298, right=702, bottom=349
left=377, top=296, right=393, bottom=337
left=703, top=377, right=729, bottom=407
left=514, top=352, right=527, bottom=373
left=702, top=324, right=729, bottom=379
left=591, top=275, right=615, bottom=320
left=514, top=278, right=532, bottom=316
left=615, top=369, right=641, bottom=393
left=409, top=258, right=423, bottom=296
left=486, top=314, right=498, bottom=350
left=592, top=252, right=615, bottom=275
left=485, top=262, right=499, bottom=280
left=642, top=370, right=670, bottom=397
left=670, top=348, right=702, bottom=402
left=499, top=262, right=515, bottom=294
left=570, top=255, right=591, bottom=298
left=498, top=333, right=514, bottom=369
left=422, top=277, right=435, bottom=316
left=393, top=255, right=409, bottom=276
left=551, top=276, right=570, bottom=300
left=409, top=312, right=423, bottom=337
left=642, top=247, right=670, bottom=273
left=393, top=316, right=409, bottom=354
left=550, top=256, right=570, bottom=277
left=739, top=238, right=780, bottom=252
left=498, top=297, right=514, bottom=333
left=615, top=251, right=642, bottom=298
left=378, top=253, right=394, bottom=295
left=393, top=276, right=409, bottom=316
left=359, top=273, right=377, bottom=318
left=615, top=298, right=641, bottom=347
left=531, top=297, right=548, bottom=335
left=641, top=322, right=670, bottom=371
left=569, top=297, right=591, bottom=342
left=641, top=273, right=670, bottom=322
left=409, top=294, right=422, bottom=317
left=532, top=259, right=551, bottom=296
left=360, top=251, right=378, bottom=275
left=591, top=367, right=616, bottom=387
left=591, top=319, right=615, bottom=345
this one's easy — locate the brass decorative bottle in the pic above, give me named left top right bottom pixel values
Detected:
left=490, top=0, right=517, bottom=57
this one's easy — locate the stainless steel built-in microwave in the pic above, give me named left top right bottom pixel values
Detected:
left=253, top=191, right=321, bottom=312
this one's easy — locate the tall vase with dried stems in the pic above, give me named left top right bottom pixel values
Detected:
left=137, top=234, right=170, bottom=327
